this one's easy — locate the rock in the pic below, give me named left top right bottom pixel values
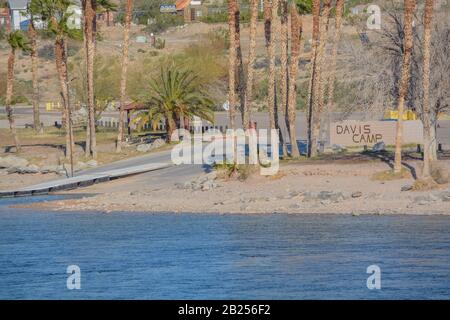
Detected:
left=201, top=180, right=216, bottom=191
left=438, top=190, right=450, bottom=202
left=25, top=164, right=40, bottom=173
left=431, top=165, right=449, bottom=185
left=289, top=204, right=302, bottom=209
left=351, top=191, right=363, bottom=198
left=11, top=165, right=40, bottom=174
left=331, top=144, right=347, bottom=153
left=151, top=138, right=165, bottom=149
left=136, top=139, right=166, bottom=153
left=137, top=143, right=152, bottom=152
left=40, top=165, right=64, bottom=174
left=413, top=194, right=439, bottom=204
left=401, top=185, right=413, bottom=192
left=76, top=161, right=88, bottom=170
left=352, top=212, right=360, bottom=216
left=372, top=142, right=385, bottom=152
left=86, top=160, right=98, bottom=167
left=0, top=155, right=28, bottom=169
left=317, top=191, right=345, bottom=203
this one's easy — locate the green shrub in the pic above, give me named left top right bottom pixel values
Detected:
left=145, top=14, right=183, bottom=34
left=154, top=38, right=165, bottom=49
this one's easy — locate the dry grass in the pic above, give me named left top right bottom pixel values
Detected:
left=412, top=178, right=439, bottom=191
left=371, top=169, right=411, bottom=181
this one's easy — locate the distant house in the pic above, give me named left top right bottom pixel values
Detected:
left=0, top=7, right=10, bottom=32
left=7, top=0, right=80, bottom=31
left=7, top=0, right=28, bottom=31
left=175, top=0, right=206, bottom=23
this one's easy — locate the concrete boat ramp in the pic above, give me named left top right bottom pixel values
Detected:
left=0, top=162, right=172, bottom=198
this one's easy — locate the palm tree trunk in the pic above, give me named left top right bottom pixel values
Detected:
left=117, top=0, right=133, bottom=152
left=324, top=0, right=344, bottom=145
left=243, top=0, right=258, bottom=130
left=310, top=0, right=331, bottom=157
left=307, top=0, right=321, bottom=157
left=28, top=22, right=41, bottom=133
left=421, top=0, right=434, bottom=178
left=279, top=0, right=289, bottom=157
left=394, top=0, right=416, bottom=173
left=326, top=0, right=344, bottom=114
left=54, top=37, right=73, bottom=162
left=83, top=0, right=97, bottom=159
left=227, top=0, right=238, bottom=131
left=267, top=0, right=279, bottom=131
left=228, top=0, right=240, bottom=165
left=287, top=2, right=302, bottom=157
left=165, top=115, right=176, bottom=143
left=6, top=48, right=20, bottom=151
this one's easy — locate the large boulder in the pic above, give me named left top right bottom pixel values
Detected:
left=0, top=155, right=29, bottom=169
left=136, top=143, right=152, bottom=152
left=431, top=163, right=449, bottom=185
left=372, top=142, right=385, bottom=152
left=151, top=138, right=165, bottom=149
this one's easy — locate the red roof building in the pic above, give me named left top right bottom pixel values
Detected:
left=174, top=0, right=205, bottom=22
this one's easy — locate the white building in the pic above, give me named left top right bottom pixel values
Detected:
left=7, top=0, right=81, bottom=31
left=7, top=0, right=29, bottom=31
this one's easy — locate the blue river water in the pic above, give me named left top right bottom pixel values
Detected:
left=0, top=195, right=449, bottom=299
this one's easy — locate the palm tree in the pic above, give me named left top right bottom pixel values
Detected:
left=27, top=14, right=41, bottom=133
left=5, top=31, right=30, bottom=152
left=324, top=0, right=344, bottom=142
left=307, top=0, right=321, bottom=157
left=279, top=0, right=289, bottom=157
left=421, top=0, right=434, bottom=178
left=267, top=0, right=279, bottom=131
left=310, top=0, right=331, bottom=157
left=116, top=0, right=133, bottom=152
left=394, top=0, right=416, bottom=173
left=138, top=67, right=214, bottom=142
left=82, top=0, right=97, bottom=159
left=83, top=0, right=116, bottom=158
left=243, top=0, right=258, bottom=130
left=286, top=2, right=302, bottom=157
left=227, top=0, right=238, bottom=131
left=30, top=0, right=82, bottom=165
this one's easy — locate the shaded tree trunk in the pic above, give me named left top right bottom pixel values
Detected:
left=307, top=0, right=321, bottom=157
left=54, top=37, right=73, bottom=162
left=310, top=0, right=331, bottom=157
left=243, top=0, right=258, bottom=129
left=83, top=0, right=97, bottom=159
left=6, top=48, right=21, bottom=151
left=421, top=0, right=434, bottom=177
left=394, top=0, right=416, bottom=173
left=116, top=0, right=133, bottom=152
left=326, top=0, right=344, bottom=113
left=287, top=2, right=302, bottom=157
left=267, top=0, right=279, bottom=131
left=279, top=0, right=289, bottom=157
left=28, top=22, right=41, bottom=133
left=227, top=0, right=238, bottom=131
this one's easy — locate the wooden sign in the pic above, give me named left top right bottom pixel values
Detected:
left=330, top=120, right=423, bottom=146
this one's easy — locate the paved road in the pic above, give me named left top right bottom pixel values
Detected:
left=2, top=106, right=449, bottom=147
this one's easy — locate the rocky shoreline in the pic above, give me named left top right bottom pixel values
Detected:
left=18, top=161, right=450, bottom=216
